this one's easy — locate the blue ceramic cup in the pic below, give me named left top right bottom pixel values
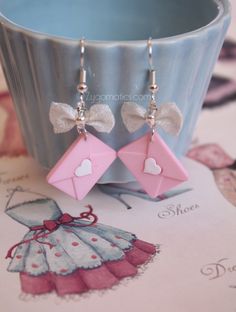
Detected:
left=0, top=0, right=231, bottom=183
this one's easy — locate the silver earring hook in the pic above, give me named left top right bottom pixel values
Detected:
left=77, top=38, right=87, bottom=94
left=77, top=38, right=88, bottom=139
left=80, top=38, right=85, bottom=69
left=147, top=37, right=158, bottom=94
left=147, top=37, right=153, bottom=71
left=147, top=37, right=158, bottom=142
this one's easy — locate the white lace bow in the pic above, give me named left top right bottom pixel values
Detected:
left=121, top=102, right=183, bottom=136
left=49, top=102, right=115, bottom=134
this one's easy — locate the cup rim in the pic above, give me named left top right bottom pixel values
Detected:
left=0, top=0, right=231, bottom=47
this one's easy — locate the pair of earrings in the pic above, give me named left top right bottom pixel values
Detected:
left=47, top=39, right=188, bottom=200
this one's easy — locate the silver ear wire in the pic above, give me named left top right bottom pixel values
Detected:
left=147, top=37, right=153, bottom=71
left=146, top=38, right=159, bottom=141
left=77, top=39, right=88, bottom=97
left=80, top=38, right=85, bottom=68
left=147, top=37, right=159, bottom=97
left=76, top=39, right=88, bottom=138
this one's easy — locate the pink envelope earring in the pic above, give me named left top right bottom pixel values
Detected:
left=118, top=38, right=188, bottom=198
left=47, top=39, right=116, bottom=200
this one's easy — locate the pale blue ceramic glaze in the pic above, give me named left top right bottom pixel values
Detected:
left=0, top=0, right=231, bottom=183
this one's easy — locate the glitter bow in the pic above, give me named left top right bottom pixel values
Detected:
left=121, top=102, right=183, bottom=136
left=49, top=102, right=115, bottom=134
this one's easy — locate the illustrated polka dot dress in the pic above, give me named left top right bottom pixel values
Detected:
left=5, top=188, right=158, bottom=296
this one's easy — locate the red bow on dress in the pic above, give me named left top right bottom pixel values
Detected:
left=45, top=213, right=73, bottom=231
left=6, top=205, right=98, bottom=259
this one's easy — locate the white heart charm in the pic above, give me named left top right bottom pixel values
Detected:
left=144, top=158, right=162, bottom=175
left=75, top=159, right=92, bottom=177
